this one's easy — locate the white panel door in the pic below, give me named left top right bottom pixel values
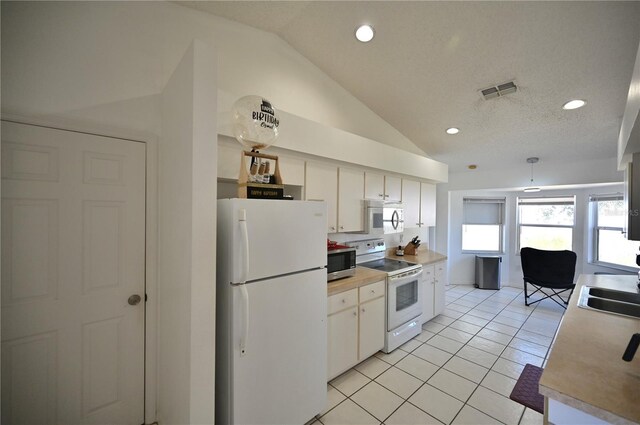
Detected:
left=338, top=167, right=364, bottom=232
left=1, top=121, right=145, bottom=425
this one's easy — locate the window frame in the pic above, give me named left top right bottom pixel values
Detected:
left=461, top=197, right=505, bottom=254
left=516, top=196, right=576, bottom=254
left=589, top=194, right=639, bottom=271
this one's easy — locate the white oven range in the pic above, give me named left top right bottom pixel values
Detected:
left=347, top=238, right=423, bottom=353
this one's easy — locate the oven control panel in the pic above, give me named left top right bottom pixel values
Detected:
left=346, top=238, right=385, bottom=256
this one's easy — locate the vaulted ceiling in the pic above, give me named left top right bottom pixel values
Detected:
left=181, top=1, right=640, bottom=173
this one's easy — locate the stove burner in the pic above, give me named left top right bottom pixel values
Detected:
left=359, top=258, right=418, bottom=273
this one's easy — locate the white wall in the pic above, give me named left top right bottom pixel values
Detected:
left=0, top=1, right=425, bottom=157
left=158, top=41, right=217, bottom=423
left=445, top=184, right=632, bottom=288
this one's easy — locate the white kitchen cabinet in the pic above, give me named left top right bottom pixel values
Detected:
left=421, top=260, right=447, bottom=323
left=338, top=167, right=365, bottom=232
left=217, top=139, right=306, bottom=185
left=420, top=183, right=436, bottom=227
left=364, top=172, right=402, bottom=202
left=434, top=261, right=447, bottom=316
left=364, top=172, right=385, bottom=200
left=421, top=265, right=435, bottom=323
left=327, top=280, right=385, bottom=380
left=385, top=175, right=402, bottom=202
left=327, top=306, right=358, bottom=380
left=305, top=162, right=338, bottom=232
left=402, top=179, right=421, bottom=229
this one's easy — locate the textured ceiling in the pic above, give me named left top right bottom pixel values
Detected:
left=180, top=1, right=640, bottom=173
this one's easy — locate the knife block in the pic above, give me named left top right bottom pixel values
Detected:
left=403, top=242, right=419, bottom=256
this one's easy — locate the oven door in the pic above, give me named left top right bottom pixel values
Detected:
left=387, top=268, right=423, bottom=331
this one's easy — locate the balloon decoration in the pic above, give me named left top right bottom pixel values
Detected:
left=232, top=95, right=280, bottom=150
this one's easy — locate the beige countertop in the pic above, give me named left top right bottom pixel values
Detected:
left=327, top=249, right=446, bottom=296
left=539, top=274, right=640, bottom=424
left=327, top=266, right=387, bottom=296
left=385, top=248, right=447, bottom=265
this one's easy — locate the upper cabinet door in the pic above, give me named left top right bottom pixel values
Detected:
left=364, top=172, right=385, bottom=200
left=402, top=179, right=421, bottom=229
left=338, top=167, right=365, bottom=232
left=420, top=183, right=436, bottom=227
left=305, top=161, right=338, bottom=232
left=385, top=175, right=402, bottom=202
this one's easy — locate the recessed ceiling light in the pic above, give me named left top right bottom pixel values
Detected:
left=446, top=127, right=460, bottom=135
left=355, top=25, right=375, bottom=42
left=562, top=99, right=586, bottom=110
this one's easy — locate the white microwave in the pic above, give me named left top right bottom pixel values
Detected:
left=365, top=200, right=404, bottom=235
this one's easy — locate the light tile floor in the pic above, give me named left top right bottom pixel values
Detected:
left=313, top=284, right=568, bottom=425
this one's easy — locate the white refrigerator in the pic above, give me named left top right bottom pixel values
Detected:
left=216, top=199, right=328, bottom=425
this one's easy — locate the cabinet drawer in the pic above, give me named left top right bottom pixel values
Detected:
left=359, top=280, right=386, bottom=304
left=328, top=288, right=358, bottom=315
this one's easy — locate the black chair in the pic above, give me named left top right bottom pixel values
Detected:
left=520, top=247, right=577, bottom=309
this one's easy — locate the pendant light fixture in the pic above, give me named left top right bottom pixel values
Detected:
left=524, top=157, right=541, bottom=193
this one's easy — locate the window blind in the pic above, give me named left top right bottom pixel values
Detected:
left=463, top=197, right=505, bottom=225
left=589, top=193, right=623, bottom=202
left=518, top=196, right=575, bottom=206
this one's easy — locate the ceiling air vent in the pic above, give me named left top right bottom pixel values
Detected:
left=480, top=81, right=517, bottom=100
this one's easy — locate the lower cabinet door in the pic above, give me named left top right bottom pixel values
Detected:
left=422, top=265, right=435, bottom=323
left=358, top=297, right=385, bottom=360
left=434, top=262, right=446, bottom=316
left=328, top=306, right=358, bottom=380
left=433, top=261, right=447, bottom=316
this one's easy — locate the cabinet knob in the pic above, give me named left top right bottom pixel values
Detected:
left=353, top=311, right=357, bottom=317
left=330, top=226, right=335, bottom=231
left=378, top=194, right=384, bottom=197
left=361, top=308, right=365, bottom=313
left=371, top=289, right=375, bottom=294
left=342, top=299, right=346, bottom=303
left=340, top=225, right=344, bottom=230
left=384, top=194, right=390, bottom=198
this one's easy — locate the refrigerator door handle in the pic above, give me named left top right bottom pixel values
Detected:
left=239, top=284, right=249, bottom=357
left=239, top=209, right=249, bottom=284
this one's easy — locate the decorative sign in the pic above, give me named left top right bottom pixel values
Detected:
left=232, top=95, right=280, bottom=150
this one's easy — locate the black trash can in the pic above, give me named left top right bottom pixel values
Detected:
left=475, top=256, right=502, bottom=289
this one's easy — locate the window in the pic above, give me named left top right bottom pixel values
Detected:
left=517, top=196, right=575, bottom=251
left=462, top=198, right=505, bottom=253
left=590, top=194, right=639, bottom=269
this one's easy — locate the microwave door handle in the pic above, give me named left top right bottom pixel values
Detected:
left=391, top=210, right=399, bottom=229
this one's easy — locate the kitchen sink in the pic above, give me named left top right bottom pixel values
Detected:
left=587, top=287, right=640, bottom=305
left=578, top=286, right=640, bottom=319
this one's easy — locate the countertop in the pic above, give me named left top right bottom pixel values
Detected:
left=327, top=266, right=387, bottom=296
left=327, top=249, right=447, bottom=296
left=539, top=274, right=640, bottom=424
left=385, top=248, right=447, bottom=265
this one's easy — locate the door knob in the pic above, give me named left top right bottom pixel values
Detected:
left=128, top=294, right=142, bottom=305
